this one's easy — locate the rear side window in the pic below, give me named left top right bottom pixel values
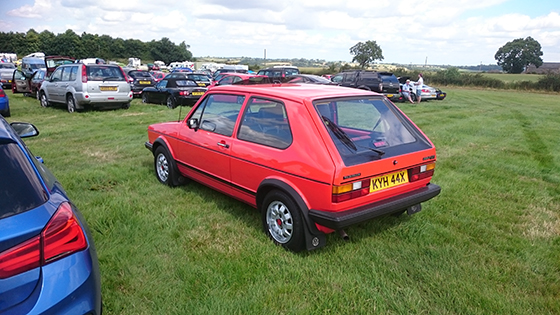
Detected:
left=0, top=143, right=47, bottom=219
left=87, top=66, right=125, bottom=81
left=238, top=98, right=292, bottom=149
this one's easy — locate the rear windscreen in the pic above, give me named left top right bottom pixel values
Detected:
left=0, top=143, right=47, bottom=219
left=87, top=66, right=125, bottom=81
left=314, top=97, right=432, bottom=166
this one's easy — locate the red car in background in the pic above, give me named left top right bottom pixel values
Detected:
left=12, top=56, right=74, bottom=97
left=208, top=73, right=270, bottom=88
left=145, top=83, right=440, bottom=252
left=150, top=71, right=166, bottom=83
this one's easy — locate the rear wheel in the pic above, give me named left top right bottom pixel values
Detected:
left=66, top=95, right=77, bottom=113
left=122, top=102, right=130, bottom=109
left=39, top=92, right=50, bottom=108
left=142, top=93, right=149, bottom=104
left=166, top=95, right=176, bottom=109
left=262, top=190, right=305, bottom=252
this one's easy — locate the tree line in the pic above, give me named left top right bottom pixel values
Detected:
left=0, top=29, right=193, bottom=65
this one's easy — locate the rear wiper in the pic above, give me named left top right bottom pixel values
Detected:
left=322, top=116, right=356, bottom=151
left=103, top=77, right=122, bottom=81
left=322, top=116, right=385, bottom=156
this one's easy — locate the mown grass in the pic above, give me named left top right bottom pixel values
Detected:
left=480, top=73, right=544, bottom=83
left=5, top=88, right=560, bottom=314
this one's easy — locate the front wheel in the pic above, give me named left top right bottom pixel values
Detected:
left=142, top=93, right=149, bottom=104
left=261, top=190, right=305, bottom=252
left=154, top=146, right=185, bottom=187
left=40, top=92, right=50, bottom=108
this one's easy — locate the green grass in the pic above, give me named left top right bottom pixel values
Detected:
left=480, top=73, right=544, bottom=83
left=4, top=89, right=560, bottom=314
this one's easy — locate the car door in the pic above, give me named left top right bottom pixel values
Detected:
left=175, top=93, right=246, bottom=195
left=44, top=67, right=64, bottom=103
left=11, top=70, right=31, bottom=93
left=152, top=80, right=168, bottom=104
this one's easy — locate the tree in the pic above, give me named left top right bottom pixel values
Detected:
left=349, top=40, right=384, bottom=69
left=494, top=37, right=543, bottom=74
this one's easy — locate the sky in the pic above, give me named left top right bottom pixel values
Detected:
left=1, top=0, right=559, bottom=66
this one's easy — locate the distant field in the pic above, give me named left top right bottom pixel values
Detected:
left=479, top=73, right=544, bottom=83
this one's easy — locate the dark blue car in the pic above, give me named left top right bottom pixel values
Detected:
left=0, top=85, right=9, bottom=117
left=0, top=116, right=101, bottom=314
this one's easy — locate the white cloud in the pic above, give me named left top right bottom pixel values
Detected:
left=3, top=0, right=560, bottom=65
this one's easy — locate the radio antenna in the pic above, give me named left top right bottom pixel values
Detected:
left=177, top=104, right=183, bottom=122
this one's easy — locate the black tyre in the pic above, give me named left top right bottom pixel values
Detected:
left=261, top=190, right=305, bottom=252
left=142, top=93, right=149, bottom=104
left=154, top=146, right=185, bottom=187
left=410, top=93, right=417, bottom=102
left=122, top=102, right=130, bottom=109
left=166, top=95, right=176, bottom=109
left=1, top=109, right=10, bottom=117
left=39, top=92, right=50, bottom=108
left=67, top=95, right=77, bottom=113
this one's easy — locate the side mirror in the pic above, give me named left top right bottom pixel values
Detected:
left=11, top=122, right=39, bottom=138
left=187, top=118, right=199, bottom=129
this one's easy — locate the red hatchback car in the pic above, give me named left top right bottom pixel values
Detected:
left=145, top=84, right=440, bottom=252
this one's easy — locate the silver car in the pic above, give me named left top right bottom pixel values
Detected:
left=39, top=63, right=132, bottom=113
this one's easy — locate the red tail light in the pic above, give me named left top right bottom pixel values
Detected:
left=179, top=91, right=189, bottom=96
left=81, top=64, right=87, bottom=83
left=332, top=179, right=370, bottom=203
left=408, top=162, right=436, bottom=182
left=0, top=202, right=87, bottom=279
left=0, top=89, right=5, bottom=97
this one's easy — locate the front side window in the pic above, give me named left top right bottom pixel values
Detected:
left=315, top=97, right=431, bottom=166
left=50, top=67, right=63, bottom=81
left=238, top=98, right=292, bottom=149
left=190, top=94, right=245, bottom=137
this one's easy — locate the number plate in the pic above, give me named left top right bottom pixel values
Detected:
left=191, top=91, right=205, bottom=96
left=387, top=94, right=393, bottom=97
left=99, top=86, right=117, bottom=91
left=370, top=170, right=409, bottom=193
left=197, top=83, right=206, bottom=87
left=139, top=80, right=150, bottom=84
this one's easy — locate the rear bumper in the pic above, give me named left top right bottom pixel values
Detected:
left=309, top=183, right=441, bottom=230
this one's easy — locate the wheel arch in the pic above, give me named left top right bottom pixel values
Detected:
left=151, top=137, right=185, bottom=186
left=257, top=178, right=326, bottom=251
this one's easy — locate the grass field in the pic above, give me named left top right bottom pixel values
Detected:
left=4, top=88, right=560, bottom=314
left=479, top=73, right=544, bottom=83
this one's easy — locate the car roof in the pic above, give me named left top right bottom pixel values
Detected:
left=208, top=83, right=380, bottom=101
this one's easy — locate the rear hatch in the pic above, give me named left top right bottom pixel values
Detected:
left=86, top=64, right=131, bottom=96
left=379, top=72, right=400, bottom=94
left=313, top=95, right=436, bottom=207
left=44, top=55, right=75, bottom=77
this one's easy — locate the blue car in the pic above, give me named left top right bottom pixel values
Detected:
left=0, top=117, right=101, bottom=314
left=0, top=84, right=9, bottom=117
